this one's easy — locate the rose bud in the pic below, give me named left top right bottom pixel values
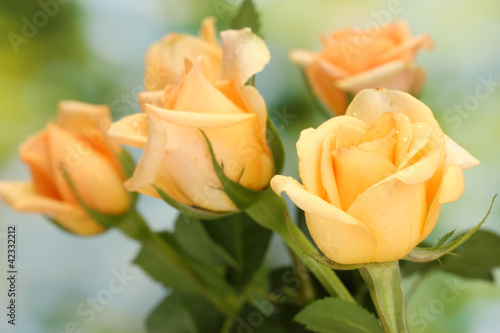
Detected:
left=291, top=21, right=433, bottom=115
left=0, top=101, right=131, bottom=235
left=109, top=28, right=274, bottom=212
left=145, top=17, right=222, bottom=91
left=272, top=89, right=479, bottom=264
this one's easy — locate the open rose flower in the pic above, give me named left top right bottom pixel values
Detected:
left=145, top=17, right=222, bottom=91
left=109, top=28, right=273, bottom=212
left=291, top=21, right=433, bottom=115
left=0, top=102, right=131, bottom=235
left=272, top=89, right=479, bottom=264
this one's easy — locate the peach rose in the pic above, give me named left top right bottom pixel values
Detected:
left=0, top=101, right=131, bottom=235
left=110, top=28, right=273, bottom=212
left=272, top=89, right=479, bottom=264
left=145, top=17, right=222, bottom=91
left=291, top=21, right=433, bottom=115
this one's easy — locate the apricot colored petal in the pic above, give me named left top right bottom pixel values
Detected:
left=347, top=177, right=426, bottom=262
left=199, top=17, right=218, bottom=47
left=0, top=181, right=102, bottom=235
left=146, top=104, right=255, bottom=128
left=138, top=90, right=164, bottom=113
left=336, top=61, right=418, bottom=94
left=332, top=147, right=397, bottom=210
left=125, top=112, right=167, bottom=191
left=108, top=113, right=149, bottom=149
left=56, top=100, right=111, bottom=134
left=175, top=61, right=243, bottom=114
left=47, top=124, right=130, bottom=215
left=144, top=34, right=221, bottom=90
left=271, top=176, right=377, bottom=264
left=220, top=28, right=271, bottom=86
left=289, top=49, right=317, bottom=67
left=304, top=62, right=348, bottom=115
left=239, top=85, right=268, bottom=142
left=393, top=149, right=441, bottom=185
left=377, top=34, right=434, bottom=63
left=297, top=116, right=367, bottom=197
left=394, top=113, right=414, bottom=167
left=444, top=135, right=480, bottom=170
left=19, top=131, right=60, bottom=199
left=271, top=176, right=369, bottom=227
left=420, top=165, right=464, bottom=241
left=346, top=89, right=439, bottom=127
left=320, top=134, right=341, bottom=207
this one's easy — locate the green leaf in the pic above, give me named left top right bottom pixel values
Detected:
left=154, top=185, right=234, bottom=220
left=294, top=298, right=384, bottom=333
left=404, top=195, right=497, bottom=262
left=177, top=212, right=272, bottom=290
left=441, top=230, right=500, bottom=280
left=231, top=0, right=261, bottom=36
left=266, top=116, right=285, bottom=175
left=133, top=230, right=238, bottom=315
left=146, top=293, right=223, bottom=333
left=201, top=130, right=264, bottom=210
left=174, top=214, right=241, bottom=269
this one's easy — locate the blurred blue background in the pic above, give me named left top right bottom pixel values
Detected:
left=0, top=0, right=499, bottom=332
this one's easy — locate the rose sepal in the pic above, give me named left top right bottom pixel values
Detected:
left=404, top=195, right=497, bottom=263
left=57, top=148, right=139, bottom=233
left=201, top=130, right=265, bottom=210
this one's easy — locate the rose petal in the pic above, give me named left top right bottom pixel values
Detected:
left=47, top=124, right=130, bottom=214
left=332, top=146, right=397, bottom=210
left=271, top=175, right=377, bottom=264
left=146, top=104, right=255, bottom=128
left=239, top=85, right=268, bottom=142
left=175, top=61, right=244, bottom=114
left=108, top=113, right=149, bottom=149
left=220, top=28, right=271, bottom=86
left=297, top=116, right=367, bottom=197
left=336, top=60, right=418, bottom=94
left=444, top=135, right=480, bottom=170
left=304, top=61, right=348, bottom=115
left=346, top=89, right=439, bottom=128
left=144, top=33, right=221, bottom=91
left=199, top=16, right=218, bottom=47
left=0, top=181, right=103, bottom=235
left=394, top=113, right=414, bottom=167
left=125, top=111, right=167, bottom=191
left=138, top=90, right=164, bottom=113
left=420, top=165, right=464, bottom=241
left=320, top=134, right=341, bottom=207
left=19, top=131, right=61, bottom=199
left=347, top=177, right=426, bottom=262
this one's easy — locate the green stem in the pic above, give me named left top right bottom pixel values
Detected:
left=359, top=261, right=407, bottom=333
left=118, top=208, right=238, bottom=316
left=288, top=248, right=316, bottom=304
left=245, top=188, right=355, bottom=303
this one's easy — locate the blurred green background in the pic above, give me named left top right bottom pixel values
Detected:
left=0, top=0, right=499, bottom=332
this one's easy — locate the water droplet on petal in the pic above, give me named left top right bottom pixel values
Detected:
left=402, top=136, right=409, bottom=143
left=352, top=112, right=358, bottom=117
left=131, top=120, right=138, bottom=129
left=417, top=124, right=423, bottom=129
